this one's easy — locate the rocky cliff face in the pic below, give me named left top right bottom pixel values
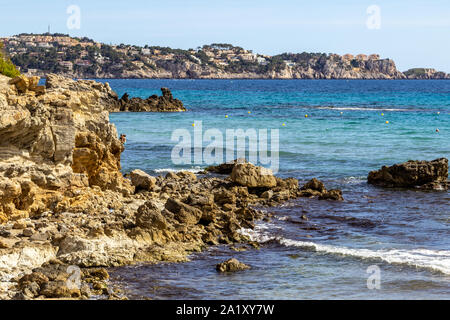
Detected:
left=0, top=74, right=132, bottom=222
left=106, top=57, right=406, bottom=79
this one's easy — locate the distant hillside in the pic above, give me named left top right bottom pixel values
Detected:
left=1, top=33, right=448, bottom=79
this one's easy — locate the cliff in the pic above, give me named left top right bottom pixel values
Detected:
left=0, top=73, right=133, bottom=222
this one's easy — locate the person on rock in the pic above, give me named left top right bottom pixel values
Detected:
left=120, top=134, right=127, bottom=144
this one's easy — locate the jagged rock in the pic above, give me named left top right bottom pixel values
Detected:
left=301, top=178, right=326, bottom=193
left=319, top=189, right=344, bottom=201
left=115, top=88, right=185, bottom=112
left=206, top=158, right=246, bottom=174
left=368, top=158, right=448, bottom=190
left=136, top=201, right=169, bottom=230
left=129, top=169, right=156, bottom=191
left=230, top=163, right=277, bottom=188
left=165, top=198, right=202, bottom=225
left=216, top=258, right=250, bottom=272
left=299, top=178, right=343, bottom=200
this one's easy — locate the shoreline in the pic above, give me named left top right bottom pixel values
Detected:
left=0, top=74, right=447, bottom=300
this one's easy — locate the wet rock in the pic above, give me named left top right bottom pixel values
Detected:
left=231, top=163, right=277, bottom=188
left=318, top=189, right=344, bottom=201
left=301, top=178, right=326, bottom=193
left=368, top=158, right=448, bottom=190
left=216, top=258, right=251, bottom=272
left=130, top=169, right=157, bottom=191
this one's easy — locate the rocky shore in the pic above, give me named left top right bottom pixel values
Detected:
left=368, top=158, right=448, bottom=190
left=0, top=75, right=341, bottom=300
left=1, top=73, right=446, bottom=300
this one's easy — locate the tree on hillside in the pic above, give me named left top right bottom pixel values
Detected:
left=0, top=43, right=20, bottom=77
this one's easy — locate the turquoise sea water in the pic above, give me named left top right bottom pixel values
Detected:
left=102, top=79, right=449, bottom=299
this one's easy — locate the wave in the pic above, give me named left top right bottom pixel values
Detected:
left=152, top=167, right=204, bottom=174
left=239, top=224, right=450, bottom=275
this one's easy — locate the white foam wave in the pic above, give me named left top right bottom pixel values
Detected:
left=153, top=167, right=203, bottom=174
left=239, top=224, right=450, bottom=275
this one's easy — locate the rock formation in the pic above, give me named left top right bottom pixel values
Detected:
left=299, top=178, right=344, bottom=201
left=111, top=88, right=185, bottom=112
left=0, top=74, right=344, bottom=300
left=0, top=73, right=133, bottom=223
left=216, top=258, right=250, bottom=273
left=368, top=158, right=449, bottom=190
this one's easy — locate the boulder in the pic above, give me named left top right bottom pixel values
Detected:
left=129, top=169, right=156, bottom=191
left=136, top=201, right=169, bottom=230
left=368, top=158, right=448, bottom=190
left=318, top=189, right=344, bottom=201
left=117, top=88, right=185, bottom=112
left=216, top=258, right=251, bottom=272
left=301, top=178, right=326, bottom=193
left=0, top=73, right=133, bottom=221
left=165, top=198, right=202, bottom=225
left=230, top=163, right=277, bottom=188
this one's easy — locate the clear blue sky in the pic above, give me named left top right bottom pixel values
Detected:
left=1, top=0, right=449, bottom=72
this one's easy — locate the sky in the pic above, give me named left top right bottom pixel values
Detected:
left=1, top=0, right=449, bottom=72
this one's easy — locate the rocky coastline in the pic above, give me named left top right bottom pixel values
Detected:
left=0, top=75, right=342, bottom=299
left=0, top=74, right=447, bottom=300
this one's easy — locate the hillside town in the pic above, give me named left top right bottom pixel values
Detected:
left=1, top=33, right=448, bottom=79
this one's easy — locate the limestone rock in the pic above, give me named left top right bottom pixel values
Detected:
left=230, top=163, right=277, bottom=188
left=206, top=158, right=247, bottom=174
left=165, top=198, right=202, bottom=225
left=130, top=169, right=156, bottom=191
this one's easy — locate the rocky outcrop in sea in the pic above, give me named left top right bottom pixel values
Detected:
left=368, top=158, right=449, bottom=190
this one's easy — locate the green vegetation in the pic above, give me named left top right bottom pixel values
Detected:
left=0, top=43, right=20, bottom=77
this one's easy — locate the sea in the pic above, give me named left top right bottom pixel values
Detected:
left=99, top=79, right=449, bottom=299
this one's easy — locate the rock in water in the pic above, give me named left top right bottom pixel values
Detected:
left=0, top=73, right=133, bottom=222
left=205, top=158, right=247, bottom=174
left=230, top=163, right=277, bottom=188
left=216, top=258, right=251, bottom=272
left=116, top=88, right=186, bottom=112
left=367, top=158, right=448, bottom=190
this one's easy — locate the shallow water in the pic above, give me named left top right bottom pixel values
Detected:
left=102, top=79, right=449, bottom=299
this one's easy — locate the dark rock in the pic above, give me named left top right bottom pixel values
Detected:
left=318, top=189, right=344, bottom=201
left=117, top=88, right=185, bottom=112
left=216, top=258, right=251, bottom=272
left=136, top=201, right=169, bottom=230
left=368, top=158, right=448, bottom=190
